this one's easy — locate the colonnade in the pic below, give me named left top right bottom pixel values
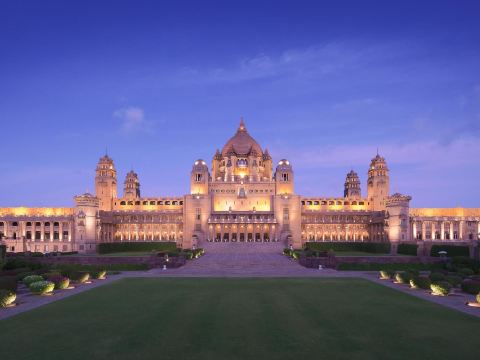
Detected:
left=208, top=223, right=277, bottom=242
left=411, top=218, right=480, bottom=241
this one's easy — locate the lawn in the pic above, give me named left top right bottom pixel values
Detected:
left=0, top=278, right=479, bottom=360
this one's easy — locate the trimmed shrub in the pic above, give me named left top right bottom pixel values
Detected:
left=69, top=271, right=90, bottom=283
left=395, top=272, right=412, bottom=284
left=283, top=248, right=293, bottom=257
left=305, top=242, right=390, bottom=254
left=292, top=251, right=301, bottom=260
left=23, top=275, right=44, bottom=287
left=379, top=270, right=394, bottom=280
left=97, top=242, right=178, bottom=254
left=0, top=276, right=17, bottom=292
left=29, top=281, right=55, bottom=295
left=429, top=272, right=446, bottom=283
left=461, top=280, right=480, bottom=295
left=430, top=245, right=469, bottom=257
left=15, top=271, right=35, bottom=282
left=192, top=248, right=204, bottom=258
left=458, top=268, right=474, bottom=277
left=410, top=276, right=431, bottom=290
left=430, top=281, right=451, bottom=296
left=0, top=289, right=16, bottom=307
left=47, top=275, right=70, bottom=290
left=477, top=293, right=480, bottom=304
left=92, top=270, right=107, bottom=280
left=446, top=275, right=463, bottom=287
left=397, top=243, right=418, bottom=256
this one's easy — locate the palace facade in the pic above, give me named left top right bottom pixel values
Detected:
left=1, top=120, right=479, bottom=254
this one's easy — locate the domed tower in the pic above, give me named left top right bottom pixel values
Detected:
left=216, top=118, right=272, bottom=182
left=367, top=153, right=390, bottom=211
left=190, top=159, right=209, bottom=195
left=95, top=154, right=117, bottom=211
left=123, top=170, right=140, bottom=199
left=344, top=170, right=361, bottom=199
left=275, top=159, right=294, bottom=195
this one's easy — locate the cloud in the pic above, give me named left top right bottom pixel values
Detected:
left=270, top=138, right=480, bottom=170
left=113, top=106, right=147, bottom=133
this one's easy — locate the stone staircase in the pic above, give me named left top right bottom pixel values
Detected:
left=161, top=241, right=317, bottom=276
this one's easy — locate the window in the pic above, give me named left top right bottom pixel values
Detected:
left=281, top=173, right=289, bottom=181
left=35, top=222, right=41, bottom=226
left=120, top=201, right=126, bottom=205
left=165, top=201, right=171, bottom=205
left=44, top=222, right=50, bottom=226
left=135, top=201, right=141, bottom=205
left=143, top=201, right=148, bottom=205
left=63, top=231, right=69, bottom=240
left=196, top=208, right=201, bottom=221
left=54, top=222, right=59, bottom=226
left=283, top=208, right=289, bottom=221
left=26, top=222, right=32, bottom=226
left=150, top=201, right=156, bottom=205
left=195, top=173, right=202, bottom=182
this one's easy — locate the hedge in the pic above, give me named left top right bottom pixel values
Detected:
left=0, top=244, right=6, bottom=268
left=337, top=263, right=442, bottom=271
left=430, top=245, right=470, bottom=257
left=97, top=242, right=178, bottom=254
left=429, top=272, right=446, bottom=283
left=305, top=242, right=390, bottom=254
left=446, top=275, right=463, bottom=287
left=461, top=280, right=480, bottom=295
left=0, top=276, right=17, bottom=292
left=397, top=244, right=418, bottom=256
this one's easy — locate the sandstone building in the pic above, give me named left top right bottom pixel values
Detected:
left=1, top=120, right=479, bottom=254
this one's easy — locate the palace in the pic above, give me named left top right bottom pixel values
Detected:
left=1, top=119, right=479, bottom=254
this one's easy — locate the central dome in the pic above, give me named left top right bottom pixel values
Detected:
left=221, top=119, right=263, bottom=156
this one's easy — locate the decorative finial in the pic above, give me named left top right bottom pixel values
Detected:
left=376, top=147, right=379, bottom=156
left=239, top=117, right=246, bottom=131
left=105, top=147, right=108, bottom=156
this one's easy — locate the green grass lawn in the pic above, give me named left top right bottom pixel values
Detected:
left=1, top=278, right=479, bottom=360
left=97, top=251, right=155, bottom=257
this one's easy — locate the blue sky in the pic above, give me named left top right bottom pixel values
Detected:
left=0, top=0, right=479, bottom=207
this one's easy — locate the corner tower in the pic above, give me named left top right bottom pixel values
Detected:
left=95, top=154, right=117, bottom=211
left=190, top=159, right=209, bottom=195
left=123, top=170, right=140, bottom=199
left=344, top=170, right=361, bottom=199
left=275, top=159, right=294, bottom=195
left=367, top=153, right=390, bottom=211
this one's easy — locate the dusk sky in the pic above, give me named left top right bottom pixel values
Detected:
left=1, top=1, right=479, bottom=208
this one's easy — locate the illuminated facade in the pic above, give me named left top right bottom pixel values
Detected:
left=0, top=119, right=479, bottom=254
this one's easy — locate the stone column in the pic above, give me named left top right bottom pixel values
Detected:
left=459, top=220, right=464, bottom=240
left=441, top=222, right=445, bottom=240
left=450, top=222, right=454, bottom=241
left=41, top=222, right=44, bottom=241
left=412, top=221, right=417, bottom=240
left=421, top=221, right=426, bottom=240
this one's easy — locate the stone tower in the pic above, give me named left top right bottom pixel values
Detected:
left=344, top=170, right=361, bottom=199
left=190, top=159, right=209, bottom=195
left=385, top=193, right=411, bottom=247
left=74, top=192, right=100, bottom=253
left=275, top=159, right=294, bottom=195
left=367, top=153, right=390, bottom=211
left=123, top=170, right=141, bottom=199
left=95, top=154, right=117, bottom=211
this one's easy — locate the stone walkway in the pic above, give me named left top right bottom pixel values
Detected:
left=1, top=252, right=479, bottom=320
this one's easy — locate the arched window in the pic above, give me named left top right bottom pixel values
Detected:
left=54, top=222, right=59, bottom=226
left=44, top=222, right=50, bottom=226
left=120, top=201, right=126, bottom=205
